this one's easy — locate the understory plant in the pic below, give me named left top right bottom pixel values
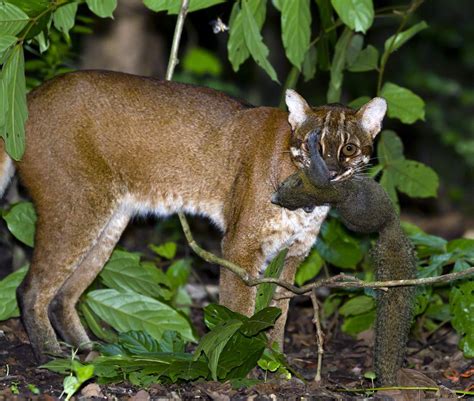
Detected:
left=0, top=0, right=472, bottom=394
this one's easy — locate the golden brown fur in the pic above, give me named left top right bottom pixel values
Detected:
left=0, top=71, right=329, bottom=361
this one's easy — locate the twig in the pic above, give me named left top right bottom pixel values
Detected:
left=165, top=0, right=189, bottom=81
left=376, top=0, right=425, bottom=94
left=310, top=288, right=324, bottom=382
left=179, top=211, right=474, bottom=294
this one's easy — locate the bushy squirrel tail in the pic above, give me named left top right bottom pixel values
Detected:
left=372, top=223, right=417, bottom=385
left=0, top=140, right=15, bottom=198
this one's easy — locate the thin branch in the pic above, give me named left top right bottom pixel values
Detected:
left=310, top=288, right=324, bottom=383
left=376, top=0, right=425, bottom=94
left=179, top=212, right=474, bottom=295
left=165, top=0, right=189, bottom=81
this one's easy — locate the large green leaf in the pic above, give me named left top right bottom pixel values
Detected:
left=53, top=2, right=78, bottom=36
left=0, top=35, right=16, bottom=59
left=1, top=44, right=27, bottom=160
left=280, top=0, right=311, bottom=70
left=166, top=259, right=191, bottom=289
left=86, top=289, right=196, bottom=342
left=331, top=0, right=374, bottom=33
left=377, top=130, right=404, bottom=165
left=99, top=250, right=171, bottom=299
left=295, top=248, right=324, bottom=286
left=384, top=21, right=428, bottom=54
left=203, top=304, right=247, bottom=330
left=327, top=28, right=353, bottom=103
left=240, top=307, right=281, bottom=337
left=347, top=45, right=378, bottom=72
left=255, top=248, right=287, bottom=313
left=3, top=201, right=36, bottom=246
left=302, top=45, right=317, bottom=82
left=390, top=159, right=439, bottom=198
left=380, top=82, right=425, bottom=124
left=85, top=0, right=117, bottom=18
left=193, top=319, right=243, bottom=380
left=450, top=281, right=474, bottom=358
left=0, top=2, right=29, bottom=36
left=241, top=0, right=278, bottom=82
left=0, top=266, right=27, bottom=320
left=227, top=0, right=266, bottom=72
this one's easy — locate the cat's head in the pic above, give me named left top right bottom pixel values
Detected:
left=285, top=89, right=387, bottom=182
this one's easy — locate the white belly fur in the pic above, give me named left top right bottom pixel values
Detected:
left=261, top=205, right=330, bottom=266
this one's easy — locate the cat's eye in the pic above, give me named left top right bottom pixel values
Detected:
left=342, top=143, right=358, bottom=157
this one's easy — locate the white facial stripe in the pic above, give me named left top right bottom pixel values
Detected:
left=332, top=168, right=354, bottom=182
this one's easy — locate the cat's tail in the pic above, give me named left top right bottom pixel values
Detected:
left=0, top=140, right=15, bottom=198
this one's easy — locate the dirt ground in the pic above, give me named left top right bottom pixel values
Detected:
left=0, top=297, right=472, bottom=401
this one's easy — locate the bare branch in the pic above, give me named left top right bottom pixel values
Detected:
left=179, top=211, right=474, bottom=295
left=165, top=0, right=189, bottom=81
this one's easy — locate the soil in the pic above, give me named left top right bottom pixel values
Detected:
left=0, top=298, right=472, bottom=401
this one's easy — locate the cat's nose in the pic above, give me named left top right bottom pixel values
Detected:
left=328, top=170, right=338, bottom=179
left=271, top=193, right=280, bottom=205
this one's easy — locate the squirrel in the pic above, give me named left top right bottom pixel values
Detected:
left=272, top=130, right=416, bottom=385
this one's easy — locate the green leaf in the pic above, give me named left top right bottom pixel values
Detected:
left=216, top=331, right=266, bottom=379
left=40, top=358, right=72, bottom=375
left=241, top=0, right=279, bottom=83
left=347, top=45, right=379, bottom=72
left=53, top=2, right=78, bottom=36
left=348, top=96, right=370, bottom=109
left=327, top=28, right=353, bottom=103
left=339, top=295, right=375, bottom=316
left=390, top=159, right=439, bottom=198
left=384, top=21, right=428, bottom=54
left=447, top=238, right=474, bottom=256
left=227, top=0, right=266, bottom=72
left=295, top=248, right=324, bottom=286
left=0, top=2, right=29, bottom=36
left=379, top=169, right=399, bottom=212
left=3, top=201, right=36, bottom=246
left=377, top=130, right=404, bottom=165
left=166, top=259, right=191, bottom=288
left=86, top=289, right=196, bottom=342
left=316, top=219, right=363, bottom=269
left=280, top=0, right=311, bottom=70
left=1, top=44, right=27, bottom=160
left=0, top=35, right=16, bottom=59
left=0, top=266, right=27, bottom=320
left=204, top=304, right=247, bottom=330
left=345, top=34, right=364, bottom=66
left=240, top=307, right=281, bottom=337
left=150, top=241, right=177, bottom=260
left=99, top=250, right=171, bottom=299
left=331, top=0, right=374, bottom=33
left=341, top=309, right=375, bottom=335
left=85, top=0, right=117, bottom=18
left=144, top=0, right=225, bottom=13
left=450, top=281, right=474, bottom=358
left=380, top=82, right=425, bottom=124
left=182, top=47, right=222, bottom=77
left=193, top=319, right=243, bottom=380
left=302, top=45, right=317, bottom=82
left=117, top=331, right=161, bottom=354
left=255, top=249, right=287, bottom=313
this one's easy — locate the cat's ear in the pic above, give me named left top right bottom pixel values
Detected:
left=285, top=89, right=311, bottom=131
left=356, top=97, right=387, bottom=138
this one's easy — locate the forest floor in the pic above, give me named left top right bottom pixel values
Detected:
left=0, top=297, right=472, bottom=401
